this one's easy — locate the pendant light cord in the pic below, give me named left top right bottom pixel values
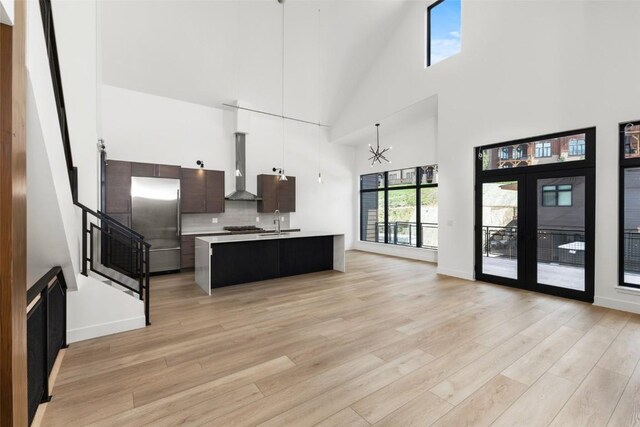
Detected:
left=317, top=7, right=322, bottom=180
left=281, top=1, right=285, bottom=172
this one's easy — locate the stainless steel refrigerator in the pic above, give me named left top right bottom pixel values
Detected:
left=131, top=177, right=181, bottom=273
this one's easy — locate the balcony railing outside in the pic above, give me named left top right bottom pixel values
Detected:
left=373, top=221, right=438, bottom=249
left=623, top=231, right=640, bottom=274
left=481, top=225, right=586, bottom=266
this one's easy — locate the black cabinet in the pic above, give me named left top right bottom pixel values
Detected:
left=279, top=237, right=333, bottom=277
left=209, top=236, right=334, bottom=288
left=211, top=240, right=280, bottom=287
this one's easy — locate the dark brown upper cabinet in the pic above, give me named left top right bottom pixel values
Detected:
left=257, top=174, right=296, bottom=213
left=105, top=160, right=132, bottom=214
left=181, top=168, right=225, bottom=213
left=132, top=162, right=181, bottom=179
left=206, top=170, right=225, bottom=213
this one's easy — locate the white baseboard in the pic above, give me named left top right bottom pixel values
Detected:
left=594, top=296, right=640, bottom=315
left=436, top=267, right=475, bottom=281
left=67, top=316, right=146, bottom=343
left=353, top=241, right=437, bottom=263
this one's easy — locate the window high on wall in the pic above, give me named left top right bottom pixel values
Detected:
left=427, top=0, right=461, bottom=66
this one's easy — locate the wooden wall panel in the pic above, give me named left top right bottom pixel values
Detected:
left=0, top=0, right=28, bottom=424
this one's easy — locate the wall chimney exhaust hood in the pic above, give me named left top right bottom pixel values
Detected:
left=226, top=133, right=261, bottom=201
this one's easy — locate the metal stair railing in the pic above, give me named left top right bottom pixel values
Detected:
left=76, top=201, right=151, bottom=325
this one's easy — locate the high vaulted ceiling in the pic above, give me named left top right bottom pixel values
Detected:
left=99, top=0, right=410, bottom=126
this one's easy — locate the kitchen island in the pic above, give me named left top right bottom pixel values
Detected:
left=195, top=232, right=345, bottom=295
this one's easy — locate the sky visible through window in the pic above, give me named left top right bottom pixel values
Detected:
left=429, top=0, right=461, bottom=65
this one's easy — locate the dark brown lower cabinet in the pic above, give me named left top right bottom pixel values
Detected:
left=181, top=235, right=196, bottom=269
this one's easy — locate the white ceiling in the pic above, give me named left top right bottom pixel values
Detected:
left=99, top=0, right=411, bottom=126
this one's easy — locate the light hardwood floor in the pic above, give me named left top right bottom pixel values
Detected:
left=43, top=251, right=640, bottom=426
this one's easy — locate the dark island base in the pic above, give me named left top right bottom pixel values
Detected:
left=210, top=236, right=334, bottom=288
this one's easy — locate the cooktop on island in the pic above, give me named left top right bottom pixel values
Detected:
left=223, top=226, right=265, bottom=234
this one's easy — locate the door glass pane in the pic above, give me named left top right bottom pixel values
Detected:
left=623, top=168, right=640, bottom=285
left=360, top=191, right=385, bottom=242
left=537, top=176, right=585, bottom=291
left=387, top=189, right=417, bottom=246
left=482, top=181, right=518, bottom=279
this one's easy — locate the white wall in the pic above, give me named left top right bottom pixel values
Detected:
left=67, top=274, right=145, bottom=343
left=0, top=0, right=13, bottom=25
left=26, top=80, right=76, bottom=287
left=53, top=0, right=100, bottom=209
left=334, top=0, right=640, bottom=312
left=101, top=84, right=356, bottom=247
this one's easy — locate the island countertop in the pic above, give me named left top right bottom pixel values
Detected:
left=195, top=231, right=346, bottom=295
left=181, top=228, right=301, bottom=236
left=195, top=230, right=344, bottom=244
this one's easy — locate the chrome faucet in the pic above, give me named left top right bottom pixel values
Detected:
left=274, top=209, right=281, bottom=234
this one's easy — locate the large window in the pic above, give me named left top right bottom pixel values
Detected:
left=360, top=165, right=438, bottom=249
left=427, top=0, right=461, bottom=67
left=620, top=121, right=640, bottom=288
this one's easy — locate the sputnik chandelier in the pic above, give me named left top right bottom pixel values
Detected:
left=369, top=123, right=392, bottom=167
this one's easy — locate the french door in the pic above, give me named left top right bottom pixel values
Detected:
left=475, top=130, right=595, bottom=302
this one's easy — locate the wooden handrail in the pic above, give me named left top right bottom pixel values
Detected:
left=27, top=266, right=65, bottom=306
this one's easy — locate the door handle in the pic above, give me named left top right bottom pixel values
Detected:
left=176, top=189, right=181, bottom=236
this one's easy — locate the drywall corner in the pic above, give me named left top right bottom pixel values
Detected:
left=67, top=274, right=145, bottom=343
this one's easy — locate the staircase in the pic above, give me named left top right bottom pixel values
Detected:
left=40, top=0, right=151, bottom=325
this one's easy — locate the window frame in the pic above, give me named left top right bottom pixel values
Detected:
left=534, top=141, right=552, bottom=158
left=360, top=166, right=438, bottom=249
left=541, top=184, right=573, bottom=207
left=619, top=120, right=640, bottom=289
left=512, top=146, right=523, bottom=160
left=426, top=0, right=460, bottom=67
left=568, top=138, right=586, bottom=157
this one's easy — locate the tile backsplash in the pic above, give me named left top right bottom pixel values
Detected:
left=181, top=200, right=291, bottom=234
